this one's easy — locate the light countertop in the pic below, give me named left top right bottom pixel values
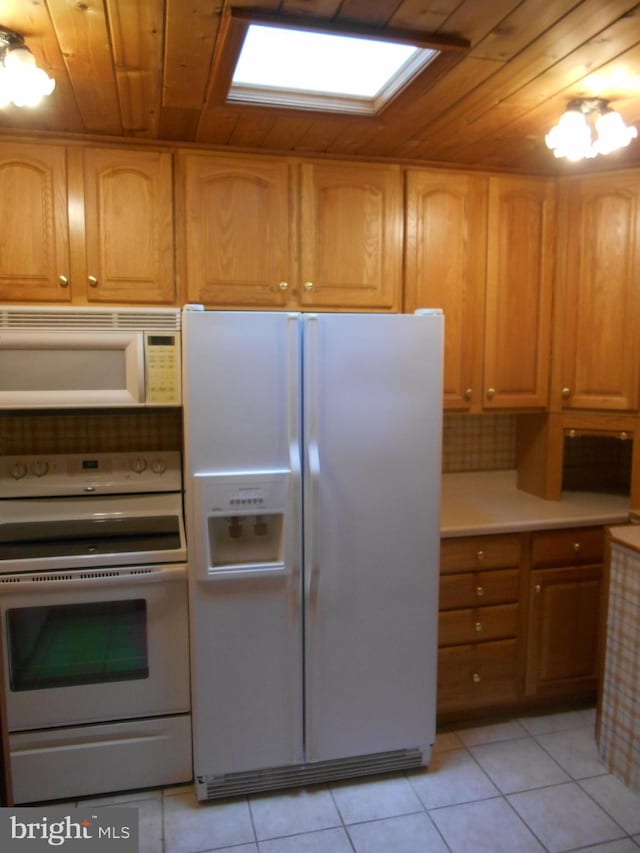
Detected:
left=608, top=524, right=640, bottom=554
left=441, top=470, right=630, bottom=538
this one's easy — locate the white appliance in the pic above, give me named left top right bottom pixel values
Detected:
left=0, top=305, right=181, bottom=409
left=0, top=451, right=192, bottom=804
left=182, top=308, right=443, bottom=800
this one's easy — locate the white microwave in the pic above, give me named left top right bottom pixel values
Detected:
left=0, top=306, right=181, bottom=409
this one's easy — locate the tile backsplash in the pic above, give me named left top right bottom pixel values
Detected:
left=442, top=413, right=517, bottom=472
left=0, top=410, right=182, bottom=456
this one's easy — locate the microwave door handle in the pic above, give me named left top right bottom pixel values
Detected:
left=133, top=335, right=145, bottom=404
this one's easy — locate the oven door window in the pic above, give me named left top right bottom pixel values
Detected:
left=6, top=600, right=149, bottom=691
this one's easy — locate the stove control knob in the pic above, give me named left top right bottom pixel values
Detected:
left=31, top=461, right=49, bottom=477
left=151, top=459, right=167, bottom=474
left=10, top=462, right=28, bottom=480
left=130, top=457, right=147, bottom=474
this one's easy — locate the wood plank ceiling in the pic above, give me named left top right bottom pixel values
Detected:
left=1, top=0, right=640, bottom=175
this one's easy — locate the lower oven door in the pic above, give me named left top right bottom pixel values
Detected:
left=0, top=563, right=189, bottom=732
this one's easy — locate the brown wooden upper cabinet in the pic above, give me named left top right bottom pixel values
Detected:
left=405, top=171, right=554, bottom=411
left=484, top=176, right=555, bottom=409
left=81, top=148, right=175, bottom=304
left=298, top=161, right=402, bottom=311
left=404, top=170, right=486, bottom=410
left=0, top=141, right=71, bottom=303
left=0, top=141, right=175, bottom=305
left=180, top=152, right=294, bottom=308
left=179, top=152, right=403, bottom=311
left=553, top=171, right=640, bottom=412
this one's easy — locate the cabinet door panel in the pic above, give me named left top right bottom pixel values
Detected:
left=484, top=176, right=554, bottom=409
left=300, top=161, right=401, bottom=310
left=439, top=603, right=519, bottom=646
left=527, top=565, right=601, bottom=698
left=84, top=148, right=175, bottom=303
left=558, top=175, right=640, bottom=411
left=440, top=568, right=519, bottom=610
left=182, top=153, right=293, bottom=307
left=440, top=534, right=521, bottom=574
left=531, top=527, right=604, bottom=568
left=437, top=639, right=519, bottom=713
left=0, top=143, right=70, bottom=302
left=404, top=171, right=486, bottom=409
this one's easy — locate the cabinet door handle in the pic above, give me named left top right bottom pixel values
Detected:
left=58, top=275, right=69, bottom=287
left=472, top=672, right=481, bottom=683
left=88, top=275, right=98, bottom=287
left=475, top=585, right=485, bottom=597
left=304, top=281, right=314, bottom=291
left=573, top=542, right=581, bottom=552
left=562, top=387, right=571, bottom=398
left=476, top=550, right=485, bottom=561
left=279, top=281, right=289, bottom=291
left=535, top=584, right=541, bottom=593
left=474, top=621, right=483, bottom=633
left=486, top=388, right=496, bottom=400
left=464, top=388, right=473, bottom=401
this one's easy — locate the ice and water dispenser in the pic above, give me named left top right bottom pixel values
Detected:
left=193, top=471, right=290, bottom=579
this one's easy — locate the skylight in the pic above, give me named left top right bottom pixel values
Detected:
left=228, top=24, right=440, bottom=115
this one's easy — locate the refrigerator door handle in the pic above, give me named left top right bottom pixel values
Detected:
left=306, top=440, right=321, bottom=611
left=286, top=313, right=302, bottom=616
left=304, top=314, right=321, bottom=611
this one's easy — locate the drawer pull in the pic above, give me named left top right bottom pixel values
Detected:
left=476, top=550, right=485, bottom=561
left=472, top=673, right=481, bottom=684
left=474, top=621, right=483, bottom=633
left=573, top=542, right=581, bottom=552
left=475, top=585, right=485, bottom=597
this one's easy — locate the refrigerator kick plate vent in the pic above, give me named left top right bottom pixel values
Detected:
left=196, top=747, right=429, bottom=801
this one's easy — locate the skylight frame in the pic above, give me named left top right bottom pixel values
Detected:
left=207, top=10, right=470, bottom=119
left=227, top=26, right=440, bottom=116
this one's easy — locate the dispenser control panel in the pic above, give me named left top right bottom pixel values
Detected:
left=193, top=470, right=290, bottom=579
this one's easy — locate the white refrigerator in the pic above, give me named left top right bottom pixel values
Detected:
left=182, top=308, right=443, bottom=800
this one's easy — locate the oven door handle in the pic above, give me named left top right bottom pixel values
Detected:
left=0, top=564, right=187, bottom=591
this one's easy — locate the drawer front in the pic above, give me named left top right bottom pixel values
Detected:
left=437, top=639, right=519, bottom=711
left=438, top=603, right=519, bottom=646
left=531, top=527, right=603, bottom=568
left=440, top=568, right=519, bottom=610
left=440, top=535, right=521, bottom=575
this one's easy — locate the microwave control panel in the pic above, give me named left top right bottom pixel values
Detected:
left=144, top=332, right=182, bottom=405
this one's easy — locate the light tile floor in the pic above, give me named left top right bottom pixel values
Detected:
left=58, top=706, right=640, bottom=853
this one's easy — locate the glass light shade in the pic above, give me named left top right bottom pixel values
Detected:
left=545, top=109, right=595, bottom=161
left=595, top=109, right=638, bottom=155
left=0, top=66, right=11, bottom=108
left=0, top=44, right=55, bottom=107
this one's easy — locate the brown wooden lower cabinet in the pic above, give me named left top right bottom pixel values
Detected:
left=437, top=525, right=605, bottom=721
left=438, top=533, right=524, bottom=718
left=525, top=527, right=604, bottom=703
left=438, top=639, right=519, bottom=713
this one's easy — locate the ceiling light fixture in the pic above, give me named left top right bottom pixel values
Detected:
left=0, top=27, right=55, bottom=108
left=545, top=98, right=637, bottom=161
